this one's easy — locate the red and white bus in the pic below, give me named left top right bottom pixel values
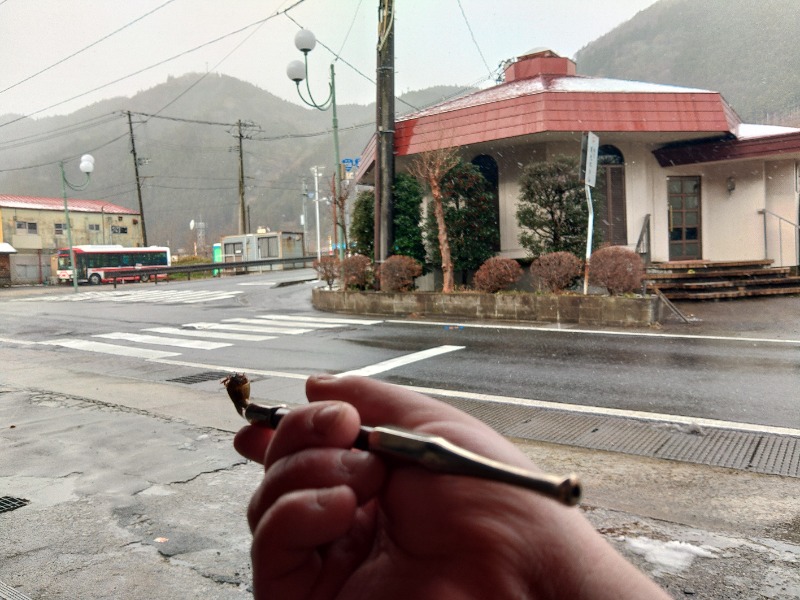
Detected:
left=56, top=245, right=171, bottom=285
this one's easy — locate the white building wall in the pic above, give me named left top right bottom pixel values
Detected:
left=764, top=160, right=800, bottom=267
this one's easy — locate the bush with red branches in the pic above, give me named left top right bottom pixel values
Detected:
left=341, top=254, right=373, bottom=290
left=589, top=246, right=645, bottom=295
left=378, top=255, right=422, bottom=292
left=530, top=252, right=583, bottom=293
left=473, top=257, right=524, bottom=293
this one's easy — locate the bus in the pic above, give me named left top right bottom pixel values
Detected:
left=56, top=245, right=171, bottom=285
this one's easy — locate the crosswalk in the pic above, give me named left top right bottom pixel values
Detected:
left=13, top=288, right=244, bottom=304
left=39, top=314, right=383, bottom=359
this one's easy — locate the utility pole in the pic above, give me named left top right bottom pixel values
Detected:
left=127, top=111, right=148, bottom=246
left=237, top=120, right=247, bottom=235
left=375, top=0, right=396, bottom=263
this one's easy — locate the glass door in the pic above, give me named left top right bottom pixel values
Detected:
left=667, top=176, right=702, bottom=260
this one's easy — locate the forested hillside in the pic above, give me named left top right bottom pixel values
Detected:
left=575, top=0, right=800, bottom=124
left=0, top=74, right=469, bottom=253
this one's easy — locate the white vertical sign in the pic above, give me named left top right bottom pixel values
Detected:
left=581, top=132, right=600, bottom=188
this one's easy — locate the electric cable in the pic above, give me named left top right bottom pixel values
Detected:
left=0, top=1, right=177, bottom=97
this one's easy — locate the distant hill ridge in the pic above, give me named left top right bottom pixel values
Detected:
left=2, top=0, right=798, bottom=249
left=575, top=0, right=800, bottom=125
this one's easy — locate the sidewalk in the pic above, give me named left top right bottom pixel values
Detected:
left=1, top=347, right=798, bottom=599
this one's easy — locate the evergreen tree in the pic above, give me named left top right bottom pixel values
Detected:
left=392, top=173, right=426, bottom=267
left=516, top=156, right=600, bottom=258
left=425, top=161, right=499, bottom=274
left=350, top=189, right=374, bottom=259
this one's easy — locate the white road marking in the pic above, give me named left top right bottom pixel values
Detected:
left=402, top=384, right=800, bottom=438
left=225, top=317, right=340, bottom=329
left=256, top=314, right=383, bottom=325
left=41, top=339, right=180, bottom=359
left=340, top=345, right=465, bottom=377
left=150, top=357, right=800, bottom=438
left=12, top=289, right=243, bottom=305
left=143, top=327, right=276, bottom=342
left=386, top=319, right=800, bottom=346
left=184, top=322, right=311, bottom=335
left=93, top=332, right=231, bottom=350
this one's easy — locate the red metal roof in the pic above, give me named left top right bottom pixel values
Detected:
left=357, top=50, right=742, bottom=180
left=0, top=195, right=138, bottom=215
left=654, top=129, right=800, bottom=166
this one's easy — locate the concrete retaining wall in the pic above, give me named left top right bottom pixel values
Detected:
left=312, top=289, right=664, bottom=327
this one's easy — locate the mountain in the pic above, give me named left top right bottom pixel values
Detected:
left=4, top=0, right=800, bottom=252
left=574, top=0, right=800, bottom=125
left=0, top=73, right=471, bottom=253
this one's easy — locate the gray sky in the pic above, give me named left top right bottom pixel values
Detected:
left=0, top=0, right=659, bottom=119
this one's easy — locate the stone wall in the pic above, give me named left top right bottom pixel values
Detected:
left=312, top=289, right=664, bottom=327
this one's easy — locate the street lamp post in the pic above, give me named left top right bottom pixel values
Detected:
left=287, top=29, right=345, bottom=260
left=60, top=154, right=95, bottom=293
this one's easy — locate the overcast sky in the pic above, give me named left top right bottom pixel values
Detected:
left=0, top=0, right=660, bottom=120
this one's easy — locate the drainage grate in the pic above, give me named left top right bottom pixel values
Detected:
left=166, top=371, right=231, bottom=385
left=441, top=397, right=800, bottom=479
left=0, top=496, right=30, bottom=514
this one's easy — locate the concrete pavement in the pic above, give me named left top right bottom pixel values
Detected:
left=1, top=286, right=799, bottom=598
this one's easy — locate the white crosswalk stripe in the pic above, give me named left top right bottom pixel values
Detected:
left=40, top=339, right=180, bottom=359
left=36, top=313, right=383, bottom=359
left=13, top=288, right=243, bottom=304
left=185, top=321, right=311, bottom=335
left=143, top=327, right=276, bottom=342
left=256, top=314, right=383, bottom=326
left=93, top=332, right=232, bottom=350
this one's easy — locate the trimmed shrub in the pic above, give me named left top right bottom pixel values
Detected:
left=589, top=246, right=645, bottom=295
left=379, top=255, right=422, bottom=292
left=473, top=257, right=524, bottom=293
left=341, top=254, right=373, bottom=290
left=313, top=256, right=340, bottom=289
left=530, top=251, right=583, bottom=293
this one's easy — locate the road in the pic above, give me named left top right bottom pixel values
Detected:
left=1, top=272, right=799, bottom=599
left=1, top=272, right=797, bottom=430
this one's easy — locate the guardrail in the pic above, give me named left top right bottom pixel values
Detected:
left=111, top=255, right=317, bottom=287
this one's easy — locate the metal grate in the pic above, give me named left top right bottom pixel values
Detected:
left=0, top=496, right=30, bottom=514
left=166, top=371, right=231, bottom=385
left=0, top=578, right=34, bottom=600
left=441, top=397, right=800, bottom=479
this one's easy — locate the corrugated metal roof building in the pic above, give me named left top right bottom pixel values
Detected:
left=0, top=195, right=143, bottom=284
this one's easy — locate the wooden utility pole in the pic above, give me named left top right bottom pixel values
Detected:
left=237, top=120, right=247, bottom=235
left=127, top=111, right=148, bottom=246
left=375, top=0, right=395, bottom=262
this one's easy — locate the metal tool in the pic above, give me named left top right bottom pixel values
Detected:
left=223, top=373, right=581, bottom=507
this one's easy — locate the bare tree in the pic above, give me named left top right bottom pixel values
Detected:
left=408, top=147, right=460, bottom=292
left=330, top=174, right=351, bottom=254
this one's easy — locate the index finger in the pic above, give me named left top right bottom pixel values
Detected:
left=305, top=374, right=530, bottom=468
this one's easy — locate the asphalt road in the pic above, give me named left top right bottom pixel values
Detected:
left=1, top=273, right=797, bottom=430
left=1, top=273, right=798, bottom=599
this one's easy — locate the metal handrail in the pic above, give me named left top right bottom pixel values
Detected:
left=635, top=213, right=651, bottom=265
left=110, top=255, right=316, bottom=287
left=758, top=209, right=800, bottom=267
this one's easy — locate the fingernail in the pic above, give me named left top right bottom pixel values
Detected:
left=339, top=449, right=369, bottom=472
left=311, top=373, right=337, bottom=383
left=312, top=403, right=342, bottom=433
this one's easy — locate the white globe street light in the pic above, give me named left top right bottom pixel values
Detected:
left=60, top=153, right=96, bottom=292
left=286, top=29, right=344, bottom=259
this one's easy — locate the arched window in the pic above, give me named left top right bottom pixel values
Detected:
left=470, top=155, right=500, bottom=250
left=596, top=145, right=627, bottom=246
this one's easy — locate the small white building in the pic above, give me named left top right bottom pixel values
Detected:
left=220, top=231, right=305, bottom=271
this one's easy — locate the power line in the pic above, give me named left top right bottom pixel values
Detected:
left=0, top=0, right=309, bottom=129
left=0, top=1, right=177, bottom=97
left=0, top=113, right=124, bottom=152
left=456, top=0, right=492, bottom=78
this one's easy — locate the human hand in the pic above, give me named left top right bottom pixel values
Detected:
left=234, top=374, right=669, bottom=600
